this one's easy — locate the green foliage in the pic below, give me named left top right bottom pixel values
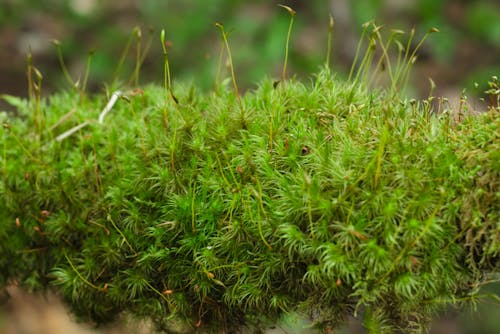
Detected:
left=3, top=0, right=499, bottom=97
left=0, top=17, right=499, bottom=333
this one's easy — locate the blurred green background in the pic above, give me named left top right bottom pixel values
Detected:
left=0, top=0, right=498, bottom=333
left=1, top=0, right=499, bottom=99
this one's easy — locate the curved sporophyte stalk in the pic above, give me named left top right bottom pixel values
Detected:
left=214, top=35, right=225, bottom=92
left=127, top=26, right=155, bottom=88
left=26, top=50, right=44, bottom=139
left=160, top=29, right=175, bottom=106
left=112, top=28, right=136, bottom=88
left=63, top=253, right=106, bottom=292
left=215, top=22, right=242, bottom=110
left=27, top=57, right=44, bottom=139
left=52, top=39, right=77, bottom=90
left=278, top=4, right=296, bottom=87
left=250, top=176, right=273, bottom=250
left=82, top=49, right=95, bottom=94
left=370, top=27, right=405, bottom=95
left=107, top=214, right=137, bottom=256
left=352, top=22, right=379, bottom=86
left=268, top=5, right=295, bottom=154
left=348, top=20, right=372, bottom=82
left=326, top=14, right=335, bottom=68
left=394, top=27, right=440, bottom=93
left=131, top=26, right=142, bottom=87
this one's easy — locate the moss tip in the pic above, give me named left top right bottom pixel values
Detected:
left=278, top=4, right=296, bottom=16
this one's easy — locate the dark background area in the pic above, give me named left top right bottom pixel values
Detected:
left=0, top=1, right=499, bottom=333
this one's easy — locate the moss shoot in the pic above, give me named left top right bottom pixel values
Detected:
left=1, top=20, right=499, bottom=334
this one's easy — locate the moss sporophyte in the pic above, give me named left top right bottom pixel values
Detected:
left=0, top=13, right=499, bottom=334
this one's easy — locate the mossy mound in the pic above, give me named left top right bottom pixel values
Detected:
left=1, top=69, right=498, bottom=333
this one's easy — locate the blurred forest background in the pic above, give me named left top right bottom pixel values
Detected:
left=1, top=0, right=500, bottom=102
left=0, top=0, right=499, bottom=333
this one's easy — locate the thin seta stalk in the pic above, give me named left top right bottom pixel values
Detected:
left=140, top=27, right=155, bottom=68
left=128, top=26, right=152, bottom=87
left=27, top=50, right=44, bottom=139
left=215, top=23, right=242, bottom=110
left=64, top=253, right=106, bottom=292
left=160, top=29, right=177, bottom=105
left=160, top=29, right=171, bottom=129
left=214, top=36, right=225, bottom=93
left=52, top=39, right=77, bottom=90
left=33, top=67, right=43, bottom=138
left=269, top=5, right=295, bottom=153
left=369, top=27, right=405, bottom=95
left=112, top=28, right=136, bottom=88
left=160, top=29, right=178, bottom=173
left=250, top=177, right=273, bottom=250
left=132, top=26, right=142, bottom=87
left=348, top=21, right=372, bottom=82
left=394, top=27, right=439, bottom=94
left=107, top=214, right=137, bottom=256
left=53, top=39, right=95, bottom=98
left=26, top=50, right=35, bottom=133
left=346, top=21, right=375, bottom=104
left=81, top=48, right=94, bottom=94
left=326, top=14, right=334, bottom=68
left=351, top=22, right=378, bottom=86
left=278, top=4, right=296, bottom=87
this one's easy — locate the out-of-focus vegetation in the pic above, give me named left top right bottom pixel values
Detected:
left=0, top=0, right=499, bottom=97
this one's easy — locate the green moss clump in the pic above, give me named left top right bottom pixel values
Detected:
left=0, top=69, right=498, bottom=333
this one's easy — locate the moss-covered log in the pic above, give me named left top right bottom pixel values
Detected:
left=1, top=69, right=498, bottom=333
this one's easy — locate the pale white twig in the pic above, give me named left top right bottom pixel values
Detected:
left=55, top=90, right=122, bottom=142
left=55, top=121, right=90, bottom=142
left=98, top=90, right=122, bottom=123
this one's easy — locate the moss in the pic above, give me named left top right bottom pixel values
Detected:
left=0, top=21, right=499, bottom=333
